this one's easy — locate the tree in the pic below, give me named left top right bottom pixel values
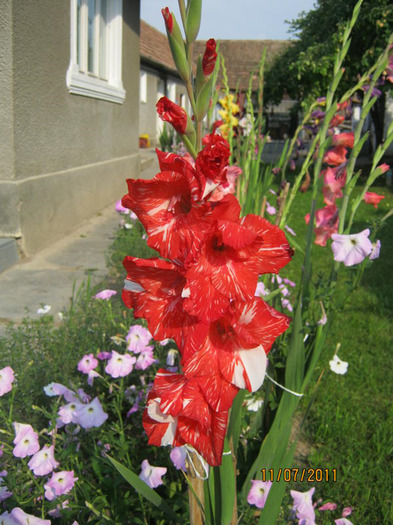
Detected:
left=265, top=0, right=393, bottom=143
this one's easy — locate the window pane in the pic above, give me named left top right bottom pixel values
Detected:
left=87, top=0, right=96, bottom=74
left=99, top=0, right=107, bottom=79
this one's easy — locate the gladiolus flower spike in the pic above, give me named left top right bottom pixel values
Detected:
left=121, top=131, right=293, bottom=466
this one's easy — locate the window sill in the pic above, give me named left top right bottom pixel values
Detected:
left=66, top=67, right=126, bottom=104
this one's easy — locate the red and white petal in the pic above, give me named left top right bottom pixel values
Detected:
left=227, top=346, right=268, bottom=392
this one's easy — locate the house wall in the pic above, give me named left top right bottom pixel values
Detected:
left=0, top=0, right=140, bottom=256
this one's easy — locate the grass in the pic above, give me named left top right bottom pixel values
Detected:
left=1, top=179, right=392, bottom=523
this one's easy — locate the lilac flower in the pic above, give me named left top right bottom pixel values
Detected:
left=245, top=398, right=263, bottom=412
left=266, top=202, right=277, bottom=215
left=255, top=281, right=270, bottom=297
left=247, top=480, right=272, bottom=509
left=290, top=487, right=315, bottom=523
left=75, top=397, right=108, bottom=429
left=93, top=289, right=117, bottom=300
left=97, top=351, right=111, bottom=360
left=48, top=500, right=70, bottom=518
left=139, top=459, right=167, bottom=489
left=87, top=369, right=101, bottom=386
left=369, top=239, right=381, bottom=260
left=281, top=298, right=293, bottom=312
left=126, top=325, right=152, bottom=353
left=28, top=445, right=59, bottom=476
left=329, top=354, right=348, bottom=375
left=77, top=353, right=98, bottom=374
left=0, top=367, right=14, bottom=397
left=2, top=508, right=51, bottom=524
left=44, top=382, right=75, bottom=401
left=284, top=224, right=296, bottom=236
left=57, top=400, right=84, bottom=426
left=135, top=346, right=155, bottom=370
left=115, top=200, right=130, bottom=214
left=331, top=229, right=373, bottom=266
left=0, top=485, right=12, bottom=502
left=335, top=519, right=353, bottom=525
left=166, top=349, right=178, bottom=367
left=13, top=423, right=40, bottom=458
left=44, top=470, right=78, bottom=501
left=283, top=278, right=296, bottom=287
left=105, top=350, right=136, bottom=378
left=170, top=447, right=187, bottom=471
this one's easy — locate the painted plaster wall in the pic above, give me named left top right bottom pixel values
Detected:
left=0, top=0, right=141, bottom=256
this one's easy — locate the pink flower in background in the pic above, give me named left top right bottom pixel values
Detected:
left=266, top=202, right=277, bottom=215
left=97, top=351, right=111, bottom=360
left=305, top=204, right=339, bottom=246
left=135, top=346, right=155, bottom=370
left=94, top=289, right=117, bottom=300
left=284, top=224, right=296, bottom=236
left=377, top=163, right=390, bottom=174
left=331, top=229, right=373, bottom=266
left=0, top=366, right=14, bottom=396
left=319, top=502, right=337, bottom=511
left=44, top=470, right=78, bottom=501
left=105, top=351, right=136, bottom=378
left=13, top=423, right=40, bottom=458
left=332, top=132, right=354, bottom=148
left=170, top=446, right=187, bottom=471
left=77, top=353, right=98, bottom=374
left=342, top=507, right=352, bottom=517
left=323, top=145, right=347, bottom=166
left=369, top=240, right=381, bottom=260
left=290, top=487, right=315, bottom=523
left=115, top=199, right=130, bottom=214
left=247, top=480, right=272, bottom=509
left=139, top=459, right=167, bottom=488
left=126, top=325, right=152, bottom=353
left=75, top=397, right=108, bottom=428
left=323, top=167, right=346, bottom=205
left=364, top=191, right=385, bottom=209
left=28, top=445, right=59, bottom=476
left=255, top=281, right=270, bottom=297
left=335, top=519, right=353, bottom=525
left=87, top=369, right=101, bottom=386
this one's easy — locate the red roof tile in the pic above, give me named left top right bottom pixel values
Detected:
left=140, top=20, right=178, bottom=74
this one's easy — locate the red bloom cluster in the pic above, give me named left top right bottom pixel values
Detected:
left=202, top=38, right=217, bottom=76
left=121, top=134, right=293, bottom=465
left=156, top=97, right=188, bottom=135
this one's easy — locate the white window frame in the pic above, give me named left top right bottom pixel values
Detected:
left=140, top=71, right=147, bottom=104
left=66, top=0, right=125, bottom=104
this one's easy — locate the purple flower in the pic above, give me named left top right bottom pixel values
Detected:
left=13, top=423, right=40, bottom=458
left=0, top=366, right=15, bottom=396
left=290, top=487, right=315, bottom=523
left=266, top=202, right=277, bottom=215
left=254, top=281, right=270, bottom=297
left=97, top=351, right=111, bottom=360
left=135, top=346, right=155, bottom=370
left=369, top=239, right=381, bottom=260
left=283, top=278, right=296, bottom=287
left=335, top=519, right=353, bottom=525
left=331, top=228, right=373, bottom=266
left=126, top=325, right=152, bottom=353
left=281, top=298, right=293, bottom=312
left=139, top=459, right=167, bottom=489
left=57, top=400, right=84, bottom=426
left=247, top=479, right=272, bottom=509
left=77, top=353, right=98, bottom=374
left=87, top=369, right=101, bottom=386
left=94, top=289, right=117, bottom=300
left=75, top=397, right=108, bottom=429
left=43, top=382, right=76, bottom=401
left=3, top=508, right=51, bottom=524
left=170, top=446, right=187, bottom=471
left=0, top=485, right=12, bottom=502
left=105, top=350, right=136, bottom=378
left=284, top=224, right=296, bottom=236
left=44, top=470, right=78, bottom=501
left=115, top=200, right=130, bottom=214
left=28, top=445, right=59, bottom=476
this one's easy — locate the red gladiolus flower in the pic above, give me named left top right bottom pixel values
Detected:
left=329, top=114, right=345, bottom=128
left=305, top=204, right=339, bottom=246
left=161, top=7, right=173, bottom=33
left=364, top=191, right=385, bottom=209
left=156, top=96, right=187, bottom=135
left=332, top=132, right=354, bottom=149
left=143, top=379, right=229, bottom=466
left=196, top=134, right=230, bottom=195
left=323, top=167, right=346, bottom=206
left=323, top=145, right=347, bottom=166
left=202, top=38, right=217, bottom=76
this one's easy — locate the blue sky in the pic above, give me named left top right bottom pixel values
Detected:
left=141, top=0, right=316, bottom=40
